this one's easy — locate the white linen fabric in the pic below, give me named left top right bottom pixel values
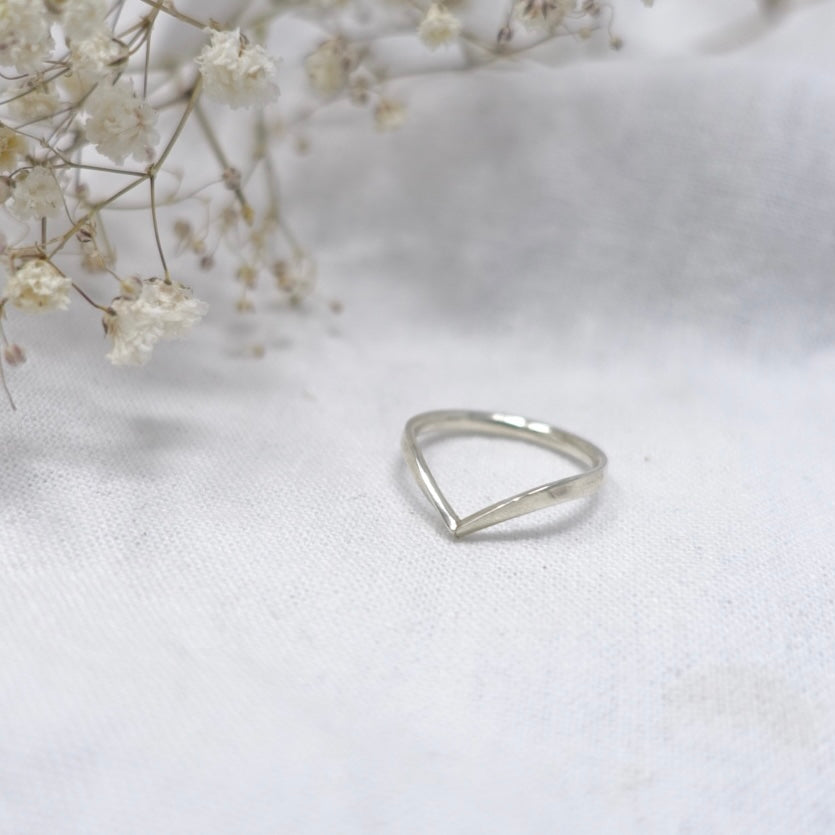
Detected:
left=2, top=4, right=835, bottom=833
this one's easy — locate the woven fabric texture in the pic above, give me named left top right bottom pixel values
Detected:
left=2, top=4, right=835, bottom=832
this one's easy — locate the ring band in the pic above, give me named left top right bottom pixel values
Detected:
left=402, top=410, right=607, bottom=539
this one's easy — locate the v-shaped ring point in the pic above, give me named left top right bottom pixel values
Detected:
left=401, top=410, right=607, bottom=539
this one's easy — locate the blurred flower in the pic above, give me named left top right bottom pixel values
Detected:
left=0, top=0, right=54, bottom=72
left=419, top=3, right=462, bottom=49
left=10, top=166, right=63, bottom=219
left=305, top=39, right=352, bottom=96
left=2, top=343, right=26, bottom=366
left=5, top=81, right=61, bottom=122
left=0, top=0, right=638, bottom=403
left=0, top=126, right=27, bottom=170
left=60, top=0, right=108, bottom=42
left=513, top=0, right=576, bottom=32
left=274, top=253, right=316, bottom=299
left=196, top=29, right=279, bottom=109
left=63, top=31, right=128, bottom=99
left=374, top=98, right=407, bottom=132
left=84, top=80, right=159, bottom=164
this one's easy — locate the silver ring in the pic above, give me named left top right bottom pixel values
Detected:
left=402, top=410, right=607, bottom=539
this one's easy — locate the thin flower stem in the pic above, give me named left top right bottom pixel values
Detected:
left=71, top=282, right=110, bottom=312
left=0, top=66, right=67, bottom=108
left=153, top=76, right=202, bottom=171
left=53, top=160, right=147, bottom=177
left=149, top=175, right=170, bottom=280
left=193, top=101, right=232, bottom=169
left=254, top=123, right=303, bottom=256
left=0, top=303, right=11, bottom=412
left=96, top=177, right=221, bottom=210
left=143, top=8, right=157, bottom=98
left=137, top=0, right=211, bottom=31
left=194, top=99, right=252, bottom=218
left=0, top=358, right=15, bottom=411
left=109, top=0, right=130, bottom=29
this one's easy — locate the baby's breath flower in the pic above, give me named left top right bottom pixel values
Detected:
left=3, top=343, right=25, bottom=366
left=196, top=29, right=279, bottom=110
left=274, top=253, right=316, bottom=298
left=84, top=80, right=159, bottom=164
left=513, top=0, right=576, bottom=32
left=0, top=126, right=27, bottom=171
left=236, top=262, right=257, bottom=289
left=103, top=302, right=162, bottom=366
left=222, top=166, right=242, bottom=191
left=0, top=0, right=54, bottom=72
left=60, top=0, right=108, bottom=42
left=418, top=3, right=462, bottom=50
left=10, top=166, right=63, bottom=219
left=3, top=259, right=71, bottom=312
left=71, top=30, right=126, bottom=74
left=103, top=278, right=208, bottom=366
left=5, top=81, right=61, bottom=122
left=77, top=225, right=111, bottom=272
left=374, top=98, right=407, bottom=132
left=63, top=31, right=127, bottom=99
left=144, top=277, right=209, bottom=339
left=0, top=0, right=652, bottom=402
left=348, top=76, right=370, bottom=105
left=305, top=39, right=352, bottom=96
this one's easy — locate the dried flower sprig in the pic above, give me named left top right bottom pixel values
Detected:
left=0, top=0, right=635, bottom=408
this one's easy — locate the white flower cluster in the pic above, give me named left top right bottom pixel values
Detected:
left=0, top=0, right=643, bottom=406
left=0, top=0, right=54, bottom=73
left=374, top=98, right=407, bottom=132
left=65, top=30, right=128, bottom=98
left=196, top=29, right=279, bottom=109
left=3, top=259, right=71, bottom=313
left=6, top=80, right=60, bottom=122
left=84, top=80, right=159, bottom=164
left=60, top=0, right=109, bottom=43
left=274, top=253, right=316, bottom=299
left=418, top=3, right=462, bottom=50
left=103, top=278, right=209, bottom=366
left=9, top=166, right=63, bottom=220
left=0, top=126, right=27, bottom=171
left=305, top=39, right=352, bottom=97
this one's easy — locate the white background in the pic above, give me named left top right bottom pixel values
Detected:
left=2, top=2, right=835, bottom=832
